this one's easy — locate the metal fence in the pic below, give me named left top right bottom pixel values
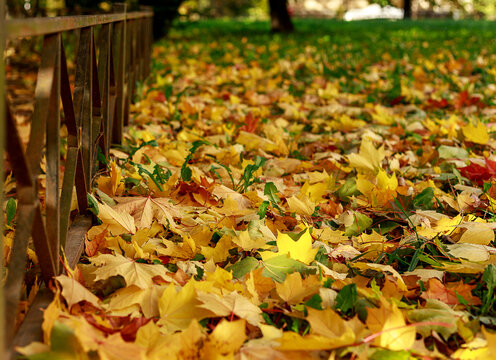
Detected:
left=0, top=4, right=153, bottom=358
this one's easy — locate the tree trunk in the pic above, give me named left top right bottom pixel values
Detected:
left=269, top=0, right=294, bottom=33
left=403, top=0, right=412, bottom=19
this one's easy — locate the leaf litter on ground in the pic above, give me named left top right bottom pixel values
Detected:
left=13, top=19, right=496, bottom=359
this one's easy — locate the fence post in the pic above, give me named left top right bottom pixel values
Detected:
left=112, top=3, right=127, bottom=144
left=2, top=7, right=152, bottom=358
left=0, top=0, right=6, bottom=358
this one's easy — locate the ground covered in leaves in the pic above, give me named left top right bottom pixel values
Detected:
left=17, top=20, right=496, bottom=359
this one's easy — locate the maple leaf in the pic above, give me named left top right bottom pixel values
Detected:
left=232, top=230, right=267, bottom=251
left=55, top=275, right=100, bottom=309
left=462, top=121, right=489, bottom=144
left=427, top=97, right=450, bottom=109
left=96, top=201, right=136, bottom=235
left=96, top=161, right=124, bottom=197
left=85, top=227, right=109, bottom=257
left=407, top=299, right=464, bottom=339
left=276, top=332, right=350, bottom=351
left=261, top=228, right=318, bottom=265
left=203, top=319, right=247, bottom=357
left=305, top=308, right=356, bottom=347
left=455, top=91, right=482, bottom=109
left=421, top=278, right=481, bottom=305
left=112, top=196, right=182, bottom=229
left=106, top=285, right=167, bottom=318
left=366, top=302, right=416, bottom=351
left=245, top=267, right=276, bottom=303
left=459, top=158, right=496, bottom=185
left=275, top=272, right=321, bottom=304
left=89, top=253, right=174, bottom=289
left=157, top=280, right=211, bottom=333
left=240, top=112, right=259, bottom=133
left=347, top=136, right=385, bottom=172
left=286, top=195, right=315, bottom=216
left=197, top=290, right=263, bottom=326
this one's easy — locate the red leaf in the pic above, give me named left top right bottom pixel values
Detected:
left=120, top=317, right=151, bottom=342
left=421, top=278, right=459, bottom=305
left=240, top=112, right=259, bottom=133
left=459, top=162, right=492, bottom=185
left=389, top=96, right=405, bottom=106
left=485, top=158, right=496, bottom=176
left=454, top=91, right=482, bottom=109
left=427, top=98, right=450, bottom=109
left=154, top=92, right=166, bottom=102
left=85, top=227, right=109, bottom=257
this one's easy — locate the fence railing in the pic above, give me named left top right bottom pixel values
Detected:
left=1, top=5, right=153, bottom=358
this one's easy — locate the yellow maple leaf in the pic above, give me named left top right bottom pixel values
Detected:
left=201, top=234, right=233, bottom=263
left=232, top=230, right=267, bottom=251
left=286, top=195, right=315, bottom=216
left=96, top=201, right=136, bottom=235
left=353, top=230, right=394, bottom=260
left=462, top=121, right=489, bottom=144
left=90, top=253, right=174, bottom=289
left=366, top=302, right=416, bottom=351
left=305, top=308, right=356, bottom=347
left=96, top=161, right=124, bottom=197
left=371, top=105, right=396, bottom=125
left=347, top=137, right=385, bottom=172
left=197, top=290, right=263, bottom=326
left=107, top=285, right=166, bottom=318
left=55, top=275, right=100, bottom=309
left=112, top=196, right=181, bottom=230
left=261, top=228, right=318, bottom=265
left=357, top=169, right=398, bottom=206
left=246, top=268, right=276, bottom=303
left=157, top=280, right=211, bottom=333
left=275, top=273, right=321, bottom=304
left=458, top=221, right=495, bottom=245
left=453, top=327, right=496, bottom=360
left=203, top=319, right=246, bottom=357
left=216, top=195, right=253, bottom=216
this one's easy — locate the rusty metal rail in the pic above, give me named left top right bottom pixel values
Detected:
left=1, top=4, right=153, bottom=359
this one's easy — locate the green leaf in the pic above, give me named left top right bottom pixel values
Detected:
left=24, top=322, right=85, bottom=360
left=371, top=220, right=399, bottom=234
left=95, top=189, right=116, bottom=206
left=6, top=198, right=16, bottom=226
left=257, top=200, right=270, bottom=219
left=335, top=283, right=357, bottom=315
left=482, top=264, right=496, bottom=314
left=407, top=299, right=459, bottom=339
left=413, top=187, right=434, bottom=209
left=337, top=178, right=359, bottom=200
left=180, top=166, right=192, bottom=182
left=180, top=140, right=207, bottom=182
left=304, top=294, right=323, bottom=310
left=227, top=257, right=259, bottom=279
left=96, top=146, right=108, bottom=166
left=345, top=212, right=372, bottom=236
left=370, top=349, right=410, bottom=360
left=262, top=254, right=315, bottom=283
left=87, top=194, right=99, bottom=216
left=438, top=145, right=468, bottom=159
left=264, top=182, right=280, bottom=204
left=163, top=84, right=173, bottom=101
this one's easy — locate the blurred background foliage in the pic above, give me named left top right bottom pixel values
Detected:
left=7, top=0, right=496, bottom=19
left=5, top=0, right=496, bottom=37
